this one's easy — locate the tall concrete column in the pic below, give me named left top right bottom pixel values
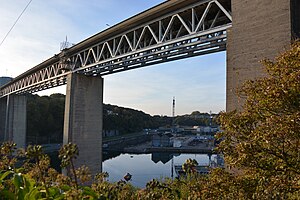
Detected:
left=226, top=0, right=297, bottom=111
left=0, top=95, right=26, bottom=148
left=0, top=97, right=7, bottom=142
left=63, top=73, right=103, bottom=176
left=9, top=95, right=27, bottom=148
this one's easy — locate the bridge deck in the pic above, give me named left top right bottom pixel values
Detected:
left=0, top=0, right=231, bottom=97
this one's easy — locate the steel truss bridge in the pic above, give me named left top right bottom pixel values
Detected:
left=0, top=0, right=231, bottom=97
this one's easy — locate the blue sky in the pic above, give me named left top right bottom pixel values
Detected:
left=0, top=0, right=226, bottom=116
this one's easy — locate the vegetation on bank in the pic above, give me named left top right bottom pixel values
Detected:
left=27, top=93, right=65, bottom=144
left=27, top=95, right=216, bottom=144
left=1, top=42, right=300, bottom=199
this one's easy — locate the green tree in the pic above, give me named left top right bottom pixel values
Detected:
left=191, top=111, right=201, bottom=116
left=27, top=94, right=65, bottom=144
left=218, top=42, right=300, bottom=198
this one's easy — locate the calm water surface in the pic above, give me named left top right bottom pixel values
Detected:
left=103, top=152, right=216, bottom=188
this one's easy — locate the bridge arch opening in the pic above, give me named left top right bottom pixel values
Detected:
left=103, top=51, right=226, bottom=116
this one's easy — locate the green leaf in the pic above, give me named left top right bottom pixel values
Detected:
left=48, top=187, right=64, bottom=199
left=81, top=186, right=98, bottom=198
left=0, top=170, right=13, bottom=181
left=24, top=187, right=41, bottom=200
left=13, top=173, right=23, bottom=189
left=59, top=184, right=71, bottom=191
left=0, top=189, right=15, bottom=200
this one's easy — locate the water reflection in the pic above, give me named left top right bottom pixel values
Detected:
left=49, top=150, right=220, bottom=188
left=103, top=151, right=217, bottom=188
left=151, top=152, right=174, bottom=164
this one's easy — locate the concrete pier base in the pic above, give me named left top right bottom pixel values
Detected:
left=9, top=95, right=27, bottom=149
left=63, top=73, right=103, bottom=176
left=0, top=95, right=26, bottom=148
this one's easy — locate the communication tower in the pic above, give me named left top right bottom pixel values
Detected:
left=209, top=110, right=213, bottom=127
left=172, top=96, right=175, bottom=118
left=171, top=96, right=175, bottom=179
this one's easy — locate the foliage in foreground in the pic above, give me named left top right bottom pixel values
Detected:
left=217, top=41, right=300, bottom=199
left=0, top=141, right=235, bottom=200
left=1, top=42, right=300, bottom=199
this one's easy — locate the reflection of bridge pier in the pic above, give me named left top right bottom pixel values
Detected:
left=63, top=73, right=103, bottom=175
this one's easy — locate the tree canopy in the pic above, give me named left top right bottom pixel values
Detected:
left=218, top=41, right=300, bottom=198
left=27, top=93, right=65, bottom=144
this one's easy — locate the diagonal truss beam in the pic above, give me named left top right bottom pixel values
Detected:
left=0, top=0, right=231, bottom=97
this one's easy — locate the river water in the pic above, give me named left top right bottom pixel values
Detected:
left=102, top=152, right=217, bottom=188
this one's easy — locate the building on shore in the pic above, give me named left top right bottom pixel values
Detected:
left=152, top=132, right=173, bottom=147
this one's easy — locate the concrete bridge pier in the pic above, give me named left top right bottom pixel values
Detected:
left=0, top=95, right=26, bottom=149
left=63, top=73, right=103, bottom=176
left=227, top=0, right=299, bottom=111
left=0, top=97, right=7, bottom=142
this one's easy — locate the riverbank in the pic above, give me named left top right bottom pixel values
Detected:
left=103, top=131, right=216, bottom=154
left=103, top=132, right=151, bottom=151
left=123, top=136, right=215, bottom=154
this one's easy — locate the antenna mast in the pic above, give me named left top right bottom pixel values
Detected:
left=171, top=96, right=175, bottom=179
left=60, top=35, right=74, bottom=51
left=172, top=96, right=175, bottom=118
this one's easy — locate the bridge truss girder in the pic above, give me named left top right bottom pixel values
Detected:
left=0, top=0, right=231, bottom=97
